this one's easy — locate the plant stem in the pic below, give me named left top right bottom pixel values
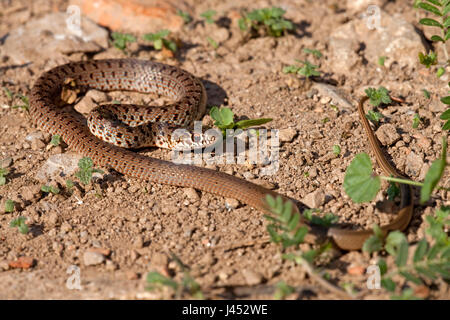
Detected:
left=380, top=176, right=450, bottom=192
left=380, top=176, right=424, bottom=187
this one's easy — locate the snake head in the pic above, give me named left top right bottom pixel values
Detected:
left=170, top=128, right=220, bottom=151
left=153, top=123, right=221, bottom=151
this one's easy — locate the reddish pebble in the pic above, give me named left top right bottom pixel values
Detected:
left=9, top=257, right=35, bottom=269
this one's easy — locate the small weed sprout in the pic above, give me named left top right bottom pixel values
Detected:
left=41, top=185, right=60, bottom=194
left=0, top=167, right=9, bottom=185
left=10, top=216, right=28, bottom=234
left=50, top=134, right=61, bottom=146
left=200, top=10, right=217, bottom=24
left=5, top=199, right=14, bottom=213
left=412, top=113, right=421, bottom=129
left=111, top=32, right=136, bottom=53
left=332, top=145, right=341, bottom=156
left=75, top=157, right=104, bottom=185
left=176, top=9, right=192, bottom=24
left=146, top=252, right=204, bottom=299
left=143, top=30, right=177, bottom=53
left=239, top=7, right=293, bottom=37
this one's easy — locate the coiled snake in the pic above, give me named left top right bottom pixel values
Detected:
left=29, top=59, right=413, bottom=250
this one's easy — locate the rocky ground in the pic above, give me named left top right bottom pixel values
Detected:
left=0, top=0, right=449, bottom=299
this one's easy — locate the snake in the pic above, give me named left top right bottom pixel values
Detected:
left=29, top=58, right=413, bottom=250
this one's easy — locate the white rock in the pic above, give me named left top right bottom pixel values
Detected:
left=302, top=189, right=326, bottom=208
left=83, top=251, right=105, bottom=266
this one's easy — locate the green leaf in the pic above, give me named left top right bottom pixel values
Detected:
left=5, top=199, right=14, bottom=212
left=163, top=39, right=177, bottom=52
left=235, top=118, right=272, bottom=129
left=146, top=271, right=178, bottom=290
left=430, top=35, right=445, bottom=42
left=437, top=67, right=446, bottom=77
left=344, top=153, right=381, bottom=203
left=444, top=2, right=450, bottom=15
left=399, top=271, right=422, bottom=285
left=422, top=89, right=431, bottom=99
left=378, top=259, right=388, bottom=275
left=426, top=0, right=443, bottom=6
left=419, top=17, right=443, bottom=27
left=413, top=239, right=429, bottom=262
left=387, top=181, right=400, bottom=200
left=385, top=231, right=408, bottom=257
left=78, top=157, right=93, bottom=170
left=443, top=120, right=450, bottom=130
left=420, top=136, right=447, bottom=204
left=176, top=9, right=192, bottom=24
left=395, top=240, right=409, bottom=267
left=444, top=16, right=450, bottom=28
left=363, top=235, right=383, bottom=253
left=446, top=29, right=450, bottom=40
left=412, top=113, right=421, bottom=129
left=303, top=48, right=322, bottom=58
left=50, top=134, right=61, bottom=146
left=381, top=278, right=396, bottom=292
left=154, top=38, right=163, bottom=50
left=418, top=51, right=438, bottom=68
left=440, top=109, right=450, bottom=118
left=332, top=145, right=341, bottom=156
left=415, top=266, right=437, bottom=280
left=418, top=2, right=443, bottom=16
left=365, top=87, right=391, bottom=107
left=210, top=107, right=234, bottom=127
left=18, top=223, right=29, bottom=234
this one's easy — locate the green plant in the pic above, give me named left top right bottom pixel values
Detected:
left=50, top=134, right=61, bottom=146
left=365, top=87, right=392, bottom=107
left=238, top=7, right=293, bottom=37
left=5, top=199, right=14, bottom=213
left=3, top=88, right=29, bottom=110
left=200, top=9, right=217, bottom=24
left=303, top=48, right=322, bottom=58
left=146, top=252, right=204, bottom=299
left=303, top=209, right=338, bottom=227
left=209, top=106, right=272, bottom=136
left=176, top=9, right=192, bottom=24
left=378, top=56, right=386, bottom=66
left=265, top=195, right=308, bottom=248
left=273, top=281, right=295, bottom=300
left=440, top=97, right=450, bottom=130
left=418, top=51, right=438, bottom=68
left=12, top=94, right=29, bottom=111
left=0, top=167, right=9, bottom=186
left=344, top=137, right=448, bottom=204
left=264, top=195, right=350, bottom=297
left=206, top=36, right=218, bottom=49
left=365, top=110, right=384, bottom=124
left=332, top=145, right=341, bottom=156
left=143, top=30, right=177, bottom=53
left=422, top=89, right=431, bottom=99
left=416, top=1, right=450, bottom=69
left=41, top=185, right=60, bottom=194
left=412, top=113, right=421, bottom=129
left=363, top=206, right=450, bottom=299
left=9, top=216, right=28, bottom=234
left=283, top=59, right=320, bottom=80
left=111, top=32, right=136, bottom=53
left=75, top=157, right=103, bottom=185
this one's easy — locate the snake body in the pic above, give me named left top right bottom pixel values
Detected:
left=29, top=59, right=413, bottom=250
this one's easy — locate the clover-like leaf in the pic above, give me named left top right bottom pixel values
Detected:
left=344, top=153, right=381, bottom=203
